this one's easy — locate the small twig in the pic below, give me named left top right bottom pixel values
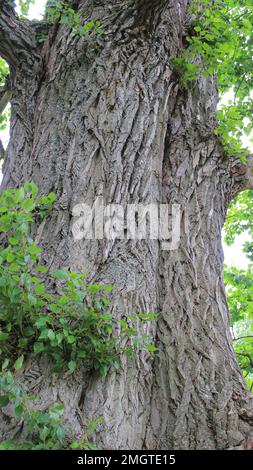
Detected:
left=237, top=352, right=253, bottom=368
left=234, top=335, right=253, bottom=341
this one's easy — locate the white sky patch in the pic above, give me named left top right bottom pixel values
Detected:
left=223, top=232, right=250, bottom=269
left=16, top=0, right=47, bottom=20
left=219, top=89, right=253, bottom=268
left=27, top=0, right=47, bottom=20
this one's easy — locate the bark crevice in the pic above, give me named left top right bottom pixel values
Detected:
left=1, top=0, right=253, bottom=451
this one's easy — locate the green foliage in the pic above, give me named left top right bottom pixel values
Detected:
left=224, top=190, right=253, bottom=245
left=46, top=0, right=102, bottom=38
left=0, top=58, right=10, bottom=132
left=173, top=0, right=253, bottom=157
left=0, top=363, right=100, bottom=450
left=224, top=266, right=253, bottom=324
left=0, top=107, right=10, bottom=133
left=0, top=183, right=157, bottom=449
left=223, top=265, right=253, bottom=391
left=224, top=190, right=253, bottom=391
left=0, top=368, right=67, bottom=450
left=70, top=416, right=104, bottom=450
left=0, top=184, right=156, bottom=377
left=171, top=57, right=200, bottom=86
left=15, top=0, right=35, bottom=17
left=0, top=59, right=8, bottom=89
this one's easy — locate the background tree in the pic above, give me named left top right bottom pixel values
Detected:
left=1, top=0, right=253, bottom=450
left=224, top=190, right=253, bottom=392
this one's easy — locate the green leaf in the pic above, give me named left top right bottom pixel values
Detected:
left=8, top=263, right=20, bottom=272
left=24, top=182, right=39, bottom=197
left=0, top=396, right=9, bottom=408
left=143, top=345, right=159, bottom=352
left=67, top=335, right=76, bottom=344
left=120, top=320, right=128, bottom=330
left=35, top=265, right=48, bottom=273
left=34, top=342, right=45, bottom=353
left=49, top=303, right=60, bottom=313
left=51, top=270, right=69, bottom=280
left=0, top=332, right=9, bottom=342
left=28, top=245, right=41, bottom=255
left=9, top=237, right=19, bottom=246
left=35, top=316, right=52, bottom=328
left=39, top=329, right=50, bottom=340
left=47, top=329, right=56, bottom=341
left=47, top=192, right=56, bottom=203
left=68, top=361, right=76, bottom=373
left=39, top=426, right=50, bottom=442
left=86, top=416, right=104, bottom=436
left=21, top=199, right=35, bottom=211
left=101, top=285, right=113, bottom=292
left=77, top=351, right=86, bottom=358
left=15, top=188, right=25, bottom=203
left=14, top=355, right=24, bottom=371
left=23, top=327, right=34, bottom=337
left=2, top=358, right=10, bottom=370
left=70, top=441, right=79, bottom=449
left=87, top=284, right=102, bottom=293
left=15, top=404, right=24, bottom=417
left=34, top=284, right=45, bottom=295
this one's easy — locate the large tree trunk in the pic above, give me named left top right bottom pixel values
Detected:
left=1, top=0, right=253, bottom=450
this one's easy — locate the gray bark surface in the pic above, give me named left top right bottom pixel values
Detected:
left=1, top=0, right=253, bottom=449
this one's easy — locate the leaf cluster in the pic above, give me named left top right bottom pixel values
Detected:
left=224, top=189, right=253, bottom=391
left=0, top=183, right=158, bottom=448
left=46, top=0, right=102, bottom=38
left=0, top=362, right=100, bottom=450
left=0, top=183, right=156, bottom=376
left=173, top=0, right=253, bottom=157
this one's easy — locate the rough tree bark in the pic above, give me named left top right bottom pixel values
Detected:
left=1, top=0, right=253, bottom=450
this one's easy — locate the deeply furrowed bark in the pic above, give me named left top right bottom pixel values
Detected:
left=1, top=0, right=253, bottom=450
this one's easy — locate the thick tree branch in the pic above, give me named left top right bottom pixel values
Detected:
left=135, top=0, right=170, bottom=13
left=226, top=153, right=253, bottom=198
left=0, top=138, right=4, bottom=160
left=0, top=76, right=11, bottom=161
left=86, top=0, right=176, bottom=35
left=245, top=154, right=253, bottom=189
left=133, top=0, right=175, bottom=29
left=0, top=73, right=11, bottom=114
left=0, top=0, right=40, bottom=69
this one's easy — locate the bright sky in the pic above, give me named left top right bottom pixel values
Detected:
left=219, top=90, right=253, bottom=268
left=20, top=0, right=47, bottom=20
left=224, top=233, right=250, bottom=268
left=0, top=0, right=252, bottom=269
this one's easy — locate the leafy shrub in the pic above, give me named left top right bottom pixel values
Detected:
left=0, top=183, right=157, bottom=449
left=224, top=190, right=253, bottom=392
left=0, top=183, right=157, bottom=376
left=171, top=0, right=253, bottom=158
left=46, top=0, right=102, bottom=38
left=0, top=368, right=67, bottom=450
left=0, top=365, right=99, bottom=450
